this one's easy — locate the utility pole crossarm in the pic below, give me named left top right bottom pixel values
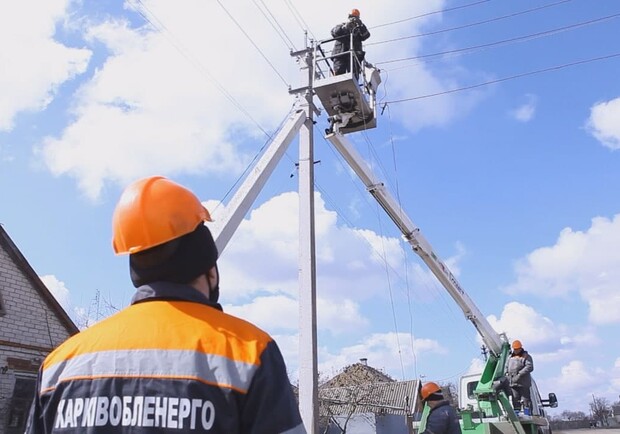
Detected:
left=212, top=109, right=306, bottom=253
left=326, top=132, right=504, bottom=356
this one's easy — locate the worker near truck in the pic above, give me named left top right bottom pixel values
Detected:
left=420, top=382, right=462, bottom=434
left=26, top=176, right=306, bottom=433
left=506, top=339, right=534, bottom=413
left=331, top=8, right=371, bottom=77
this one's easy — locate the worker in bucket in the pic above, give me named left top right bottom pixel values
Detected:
left=420, top=382, right=462, bottom=434
left=26, top=176, right=306, bottom=433
left=506, top=339, right=534, bottom=413
left=331, top=8, right=371, bottom=77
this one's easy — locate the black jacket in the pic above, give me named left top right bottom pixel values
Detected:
left=26, top=282, right=305, bottom=433
left=331, top=19, right=370, bottom=55
left=422, top=401, right=462, bottom=434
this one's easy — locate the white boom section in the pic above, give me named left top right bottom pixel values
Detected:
left=326, top=132, right=504, bottom=356
left=212, top=109, right=306, bottom=252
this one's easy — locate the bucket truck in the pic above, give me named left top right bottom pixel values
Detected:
left=323, top=129, right=558, bottom=434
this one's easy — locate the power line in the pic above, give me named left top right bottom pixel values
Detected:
left=211, top=106, right=297, bottom=215
left=385, top=102, right=418, bottom=380
left=283, top=0, right=316, bottom=41
left=215, top=0, right=290, bottom=87
left=367, top=0, right=571, bottom=47
left=128, top=0, right=272, bottom=138
left=378, top=12, right=620, bottom=67
left=252, top=0, right=297, bottom=51
left=384, top=52, right=620, bottom=105
left=371, top=0, right=492, bottom=30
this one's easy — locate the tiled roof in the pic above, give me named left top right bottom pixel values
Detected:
left=319, top=379, right=420, bottom=416
left=318, top=362, right=421, bottom=416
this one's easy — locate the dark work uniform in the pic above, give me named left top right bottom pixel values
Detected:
left=421, top=400, right=462, bottom=434
left=331, top=18, right=370, bottom=77
left=505, top=349, right=534, bottom=411
left=26, top=282, right=305, bottom=433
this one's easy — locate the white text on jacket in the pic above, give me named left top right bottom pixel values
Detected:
left=54, top=396, right=215, bottom=430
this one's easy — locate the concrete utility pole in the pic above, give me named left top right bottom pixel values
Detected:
left=295, top=40, right=319, bottom=433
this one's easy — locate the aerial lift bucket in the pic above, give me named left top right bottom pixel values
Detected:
left=313, top=38, right=381, bottom=134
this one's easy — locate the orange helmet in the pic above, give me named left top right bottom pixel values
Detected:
left=350, top=8, right=360, bottom=17
left=512, top=340, right=523, bottom=350
left=420, top=382, right=442, bottom=401
left=112, top=176, right=212, bottom=255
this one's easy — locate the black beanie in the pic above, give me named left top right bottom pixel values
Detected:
left=129, top=224, right=218, bottom=288
left=426, top=392, right=444, bottom=402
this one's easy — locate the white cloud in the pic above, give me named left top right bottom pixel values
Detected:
left=486, top=301, right=562, bottom=353
left=0, top=0, right=505, bottom=199
left=318, top=332, right=447, bottom=379
left=540, top=360, right=620, bottom=413
left=40, top=274, right=71, bottom=310
left=587, top=96, right=620, bottom=150
left=216, top=191, right=407, bottom=303
left=510, top=94, right=537, bottom=122
left=556, top=361, right=600, bottom=391
left=0, top=0, right=91, bottom=131
left=505, top=214, right=620, bottom=324
left=224, top=295, right=298, bottom=332
left=226, top=295, right=367, bottom=335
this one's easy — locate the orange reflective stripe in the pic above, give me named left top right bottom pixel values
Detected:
left=44, top=301, right=271, bottom=369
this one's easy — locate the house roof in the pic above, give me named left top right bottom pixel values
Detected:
left=321, top=362, right=394, bottom=388
left=319, top=379, right=421, bottom=416
left=0, top=224, right=79, bottom=335
left=318, top=362, right=421, bottom=416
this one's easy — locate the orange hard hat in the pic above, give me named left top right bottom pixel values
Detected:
left=512, top=340, right=523, bottom=350
left=112, top=176, right=212, bottom=255
left=350, top=8, right=360, bottom=17
left=420, top=382, right=442, bottom=401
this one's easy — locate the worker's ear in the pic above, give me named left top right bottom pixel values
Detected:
left=207, top=265, right=216, bottom=278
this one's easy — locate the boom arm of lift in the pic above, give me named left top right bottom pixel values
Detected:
left=325, top=131, right=504, bottom=355
left=325, top=132, right=524, bottom=431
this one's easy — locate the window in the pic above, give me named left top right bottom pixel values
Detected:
left=5, top=377, right=37, bottom=434
left=467, top=381, right=478, bottom=399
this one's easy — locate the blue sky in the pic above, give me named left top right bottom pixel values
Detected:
left=2, top=0, right=620, bottom=415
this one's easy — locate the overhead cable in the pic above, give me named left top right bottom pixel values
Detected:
left=378, top=12, right=620, bottom=66
left=371, top=0, right=492, bottom=30
left=252, top=0, right=297, bottom=51
left=283, top=0, right=316, bottom=41
left=128, top=0, right=272, bottom=138
left=384, top=52, right=620, bottom=104
left=215, top=0, right=290, bottom=87
left=367, top=0, right=571, bottom=47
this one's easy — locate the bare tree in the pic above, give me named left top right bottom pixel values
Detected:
left=321, top=385, right=376, bottom=433
left=590, top=395, right=610, bottom=427
left=560, top=410, right=587, bottom=421
left=441, top=382, right=458, bottom=408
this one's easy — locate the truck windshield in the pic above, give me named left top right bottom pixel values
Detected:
left=467, top=381, right=478, bottom=399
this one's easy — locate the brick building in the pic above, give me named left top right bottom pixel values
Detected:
left=0, top=225, right=78, bottom=434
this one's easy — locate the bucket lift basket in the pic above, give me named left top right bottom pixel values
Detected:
left=312, top=37, right=381, bottom=134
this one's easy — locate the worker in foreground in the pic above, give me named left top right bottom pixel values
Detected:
left=420, top=382, right=462, bottom=434
left=331, top=8, right=371, bottom=77
left=506, top=339, right=534, bottom=413
left=26, top=176, right=306, bottom=433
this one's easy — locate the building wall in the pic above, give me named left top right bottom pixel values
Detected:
left=326, top=413, right=410, bottom=434
left=0, top=244, right=75, bottom=433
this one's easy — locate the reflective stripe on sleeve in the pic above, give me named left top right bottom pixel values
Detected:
left=41, top=349, right=258, bottom=394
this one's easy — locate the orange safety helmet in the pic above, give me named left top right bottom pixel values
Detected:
left=112, top=176, right=212, bottom=255
left=512, top=340, right=523, bottom=350
left=420, top=382, right=442, bottom=401
left=350, top=8, right=361, bottom=17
